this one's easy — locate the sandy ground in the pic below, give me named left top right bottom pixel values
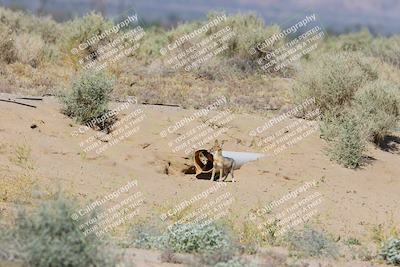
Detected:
left=0, top=93, right=399, bottom=266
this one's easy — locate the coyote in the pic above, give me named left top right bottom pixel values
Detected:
left=210, top=140, right=236, bottom=182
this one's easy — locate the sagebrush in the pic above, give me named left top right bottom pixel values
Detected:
left=61, top=71, right=115, bottom=130
left=381, top=237, right=400, bottom=265
left=0, top=196, right=116, bottom=267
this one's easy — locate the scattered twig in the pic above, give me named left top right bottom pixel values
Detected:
left=0, top=99, right=37, bottom=108
left=141, top=102, right=180, bottom=107
left=15, top=97, right=43, bottom=101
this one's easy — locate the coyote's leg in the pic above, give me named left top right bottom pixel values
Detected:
left=222, top=168, right=229, bottom=182
left=231, top=167, right=235, bottom=182
left=219, top=169, right=223, bottom=182
left=211, top=168, right=216, bottom=181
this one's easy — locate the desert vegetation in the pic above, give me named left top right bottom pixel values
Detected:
left=0, top=196, right=117, bottom=267
left=1, top=7, right=399, bottom=168
left=1, top=5, right=400, bottom=267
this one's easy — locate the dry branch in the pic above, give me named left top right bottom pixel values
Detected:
left=0, top=99, right=37, bottom=108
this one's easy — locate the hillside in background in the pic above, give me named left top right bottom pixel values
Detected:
left=1, top=0, right=400, bottom=34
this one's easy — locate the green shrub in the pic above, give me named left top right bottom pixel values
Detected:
left=137, top=26, right=167, bottom=60
left=345, top=237, right=361, bottom=246
left=380, top=237, right=400, bottom=265
left=207, top=12, right=282, bottom=60
left=206, top=12, right=285, bottom=75
left=0, top=222, right=24, bottom=261
left=166, top=223, right=233, bottom=253
left=63, top=12, right=114, bottom=65
left=130, top=223, right=166, bottom=250
left=61, top=71, right=115, bottom=130
left=131, top=222, right=233, bottom=254
left=164, top=12, right=283, bottom=75
left=325, top=112, right=366, bottom=168
left=319, top=110, right=341, bottom=141
left=285, top=226, right=338, bottom=258
left=292, top=52, right=378, bottom=116
left=0, top=196, right=116, bottom=267
left=331, top=29, right=373, bottom=52
left=15, top=33, right=45, bottom=67
left=355, top=80, right=400, bottom=144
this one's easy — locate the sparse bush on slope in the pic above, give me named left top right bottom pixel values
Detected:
left=291, top=52, right=397, bottom=168
left=325, top=112, right=366, bottom=168
left=355, top=80, right=400, bottom=144
left=0, top=196, right=116, bottom=267
left=319, top=79, right=400, bottom=168
left=292, top=52, right=378, bottom=116
left=61, top=71, right=115, bottom=130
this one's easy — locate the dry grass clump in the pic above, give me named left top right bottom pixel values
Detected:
left=0, top=174, right=35, bottom=203
left=15, top=33, right=45, bottom=67
left=0, top=24, right=16, bottom=64
left=0, top=7, right=60, bottom=64
left=0, top=7, right=59, bottom=38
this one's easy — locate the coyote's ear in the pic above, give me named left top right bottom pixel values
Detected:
left=214, top=139, right=219, bottom=146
